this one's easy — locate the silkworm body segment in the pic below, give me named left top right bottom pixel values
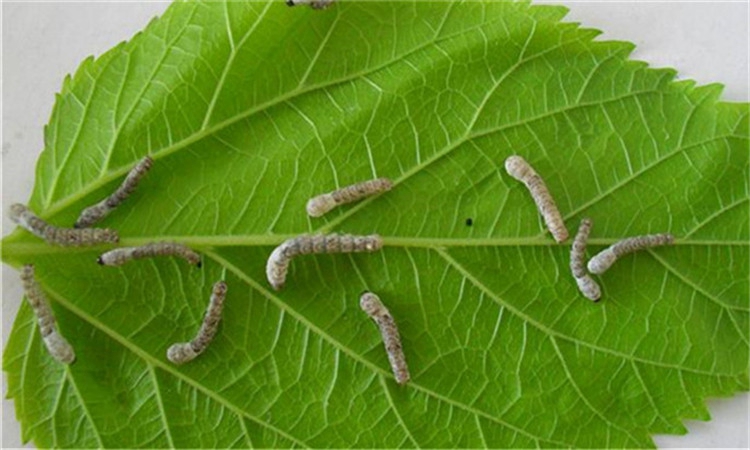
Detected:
left=266, top=234, right=383, bottom=290
left=97, top=242, right=201, bottom=267
left=74, top=156, right=153, bottom=228
left=167, top=281, right=228, bottom=365
left=306, top=178, right=393, bottom=217
left=10, top=204, right=119, bottom=246
left=569, top=218, right=601, bottom=301
left=587, top=233, right=674, bottom=274
left=505, top=155, right=569, bottom=242
left=360, top=292, right=410, bottom=385
left=20, top=265, right=76, bottom=364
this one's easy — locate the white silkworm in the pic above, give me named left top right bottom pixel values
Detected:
left=306, top=178, right=393, bottom=217
left=167, top=281, right=228, bottom=365
left=360, top=292, right=410, bottom=385
left=9, top=203, right=119, bottom=246
left=587, top=233, right=675, bottom=275
left=286, top=0, right=335, bottom=9
left=569, top=218, right=601, bottom=301
left=97, top=242, right=201, bottom=267
left=266, top=233, right=383, bottom=290
left=20, top=265, right=76, bottom=364
left=504, top=155, right=569, bottom=242
left=74, top=156, right=153, bottom=228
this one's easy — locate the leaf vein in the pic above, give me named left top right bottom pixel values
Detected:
left=147, top=363, right=176, bottom=448
left=434, top=247, right=739, bottom=377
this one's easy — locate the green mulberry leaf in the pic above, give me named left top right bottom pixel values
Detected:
left=2, top=1, right=748, bottom=448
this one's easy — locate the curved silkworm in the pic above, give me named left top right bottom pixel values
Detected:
left=167, top=281, right=228, bottom=365
left=9, top=204, right=119, bottom=246
left=587, top=233, right=675, bottom=275
left=569, top=218, right=601, bottom=301
left=306, top=178, right=393, bottom=217
left=504, top=155, right=569, bottom=242
left=97, top=242, right=201, bottom=267
left=74, top=156, right=153, bottom=228
left=360, top=292, right=410, bottom=385
left=266, top=234, right=383, bottom=290
left=20, top=265, right=75, bottom=364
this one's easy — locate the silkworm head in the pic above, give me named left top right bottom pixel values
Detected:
left=213, top=281, right=228, bottom=295
left=504, top=155, right=528, bottom=179
left=9, top=203, right=26, bottom=220
left=167, top=343, right=195, bottom=364
left=359, top=292, right=384, bottom=316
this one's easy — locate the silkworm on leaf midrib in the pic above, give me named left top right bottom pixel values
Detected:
left=266, top=233, right=383, bottom=290
left=569, top=218, right=602, bottom=301
left=9, top=204, right=119, bottom=246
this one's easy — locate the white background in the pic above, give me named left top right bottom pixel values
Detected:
left=2, top=2, right=748, bottom=448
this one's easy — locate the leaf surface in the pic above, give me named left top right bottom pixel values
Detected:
left=2, top=1, right=748, bottom=448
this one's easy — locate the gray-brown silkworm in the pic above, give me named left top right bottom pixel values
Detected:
left=286, top=0, right=334, bottom=9
left=9, top=204, right=119, bottom=246
left=306, top=178, right=393, bottom=218
left=74, top=156, right=153, bottom=228
left=20, top=265, right=75, bottom=364
left=167, top=281, right=227, bottom=365
left=504, top=155, right=569, bottom=242
left=360, top=292, right=410, bottom=385
left=266, top=234, right=383, bottom=290
left=97, top=242, right=201, bottom=267
left=587, top=233, right=675, bottom=275
left=569, top=218, right=601, bottom=301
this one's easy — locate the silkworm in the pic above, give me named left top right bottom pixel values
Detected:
left=504, top=155, right=569, bottom=242
left=20, top=265, right=75, bottom=364
left=587, top=233, right=675, bottom=275
left=286, top=0, right=335, bottom=9
left=569, top=218, right=601, bottom=301
left=266, top=233, right=383, bottom=290
left=306, top=178, right=393, bottom=217
left=360, top=292, right=410, bottom=385
left=167, top=281, right=228, bottom=365
left=74, top=156, right=153, bottom=228
left=97, top=242, right=201, bottom=267
left=9, top=203, right=119, bottom=246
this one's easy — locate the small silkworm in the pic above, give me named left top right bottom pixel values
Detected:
left=504, top=155, right=569, bottom=243
left=74, top=156, right=153, bottom=228
left=569, top=218, right=601, bottom=301
left=97, top=242, right=201, bottom=267
left=306, top=178, right=393, bottom=217
left=266, top=234, right=383, bottom=290
left=587, top=233, right=675, bottom=275
left=286, top=0, right=334, bottom=9
left=9, top=203, right=119, bottom=246
left=167, top=281, right=228, bottom=365
left=360, top=292, right=410, bottom=385
left=20, top=265, right=75, bottom=364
